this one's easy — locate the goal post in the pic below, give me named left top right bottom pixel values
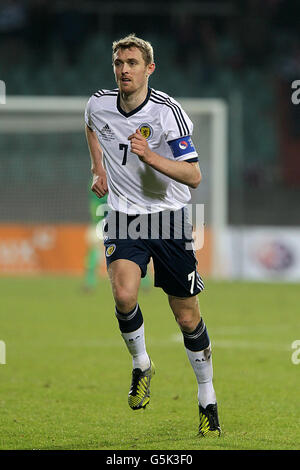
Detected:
left=179, top=99, right=228, bottom=278
left=0, top=96, right=228, bottom=278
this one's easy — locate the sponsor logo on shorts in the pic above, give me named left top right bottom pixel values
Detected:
left=106, top=244, right=116, bottom=257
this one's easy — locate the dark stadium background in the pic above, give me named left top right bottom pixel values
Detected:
left=1, top=1, right=300, bottom=452
left=0, top=0, right=300, bottom=279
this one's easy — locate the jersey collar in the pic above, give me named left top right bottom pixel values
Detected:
left=117, top=87, right=151, bottom=118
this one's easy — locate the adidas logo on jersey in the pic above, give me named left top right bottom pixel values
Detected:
left=100, top=123, right=115, bottom=141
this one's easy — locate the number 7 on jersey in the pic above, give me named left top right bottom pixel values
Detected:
left=119, top=143, right=128, bottom=165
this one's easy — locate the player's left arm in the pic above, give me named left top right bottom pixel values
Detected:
left=128, top=129, right=202, bottom=189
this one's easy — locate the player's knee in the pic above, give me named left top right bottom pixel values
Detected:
left=176, top=313, right=199, bottom=333
left=169, top=295, right=200, bottom=332
left=175, top=304, right=201, bottom=332
left=114, top=287, right=137, bottom=313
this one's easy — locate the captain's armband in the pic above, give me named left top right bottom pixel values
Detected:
left=167, top=136, right=196, bottom=159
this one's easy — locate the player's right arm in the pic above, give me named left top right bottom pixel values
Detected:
left=85, top=124, right=108, bottom=198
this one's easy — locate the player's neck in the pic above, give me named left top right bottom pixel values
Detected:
left=119, top=85, right=149, bottom=113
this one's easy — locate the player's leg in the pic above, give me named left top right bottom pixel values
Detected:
left=108, top=258, right=150, bottom=370
left=83, top=190, right=108, bottom=291
left=140, top=271, right=152, bottom=291
left=168, top=294, right=221, bottom=436
left=108, top=258, right=154, bottom=409
left=83, top=224, right=101, bottom=290
left=108, top=258, right=140, bottom=312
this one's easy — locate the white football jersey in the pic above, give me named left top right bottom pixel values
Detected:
left=85, top=87, right=199, bottom=214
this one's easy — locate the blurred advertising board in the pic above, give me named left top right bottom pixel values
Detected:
left=0, top=224, right=214, bottom=278
left=227, top=227, right=300, bottom=281
left=0, top=225, right=86, bottom=275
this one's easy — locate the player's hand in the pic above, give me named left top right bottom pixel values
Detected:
left=128, top=129, right=152, bottom=163
left=91, top=173, right=108, bottom=198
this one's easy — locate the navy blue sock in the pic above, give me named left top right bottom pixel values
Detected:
left=115, top=304, right=143, bottom=333
left=181, top=318, right=210, bottom=352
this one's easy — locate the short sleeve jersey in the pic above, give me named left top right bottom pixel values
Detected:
left=85, top=87, right=199, bottom=215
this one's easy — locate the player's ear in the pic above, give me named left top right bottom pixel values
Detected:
left=147, top=63, right=155, bottom=77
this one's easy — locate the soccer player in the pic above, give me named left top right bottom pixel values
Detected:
left=83, top=184, right=152, bottom=292
left=84, top=34, right=221, bottom=437
left=82, top=187, right=108, bottom=291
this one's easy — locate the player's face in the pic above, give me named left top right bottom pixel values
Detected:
left=113, top=47, right=154, bottom=95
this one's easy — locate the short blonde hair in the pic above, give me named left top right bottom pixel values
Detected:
left=112, top=33, right=154, bottom=65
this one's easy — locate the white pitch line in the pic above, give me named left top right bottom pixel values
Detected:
left=170, top=333, right=290, bottom=352
left=66, top=335, right=291, bottom=352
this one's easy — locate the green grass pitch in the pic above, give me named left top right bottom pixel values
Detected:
left=0, top=276, right=299, bottom=450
